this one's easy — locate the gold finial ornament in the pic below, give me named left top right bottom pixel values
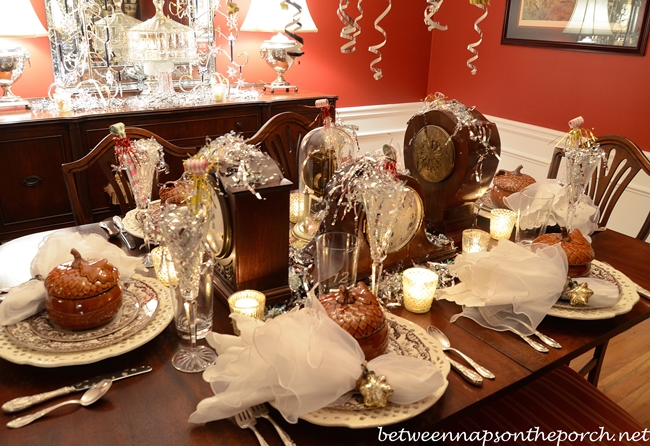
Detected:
left=566, top=281, right=594, bottom=306
left=356, top=364, right=393, bottom=408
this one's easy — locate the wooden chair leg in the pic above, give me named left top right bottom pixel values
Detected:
left=577, top=340, right=609, bottom=387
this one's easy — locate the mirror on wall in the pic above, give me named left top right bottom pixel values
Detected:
left=43, top=0, right=225, bottom=91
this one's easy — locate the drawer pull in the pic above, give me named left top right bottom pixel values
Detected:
left=22, top=175, right=43, bottom=187
left=235, top=122, right=244, bottom=130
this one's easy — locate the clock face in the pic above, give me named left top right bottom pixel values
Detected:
left=205, top=174, right=232, bottom=259
left=386, top=186, right=424, bottom=253
left=412, top=125, right=455, bottom=183
left=364, top=185, right=425, bottom=255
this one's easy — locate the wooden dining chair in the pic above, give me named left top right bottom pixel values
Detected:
left=548, top=134, right=650, bottom=386
left=62, top=127, right=197, bottom=225
left=246, top=112, right=314, bottom=186
left=442, top=365, right=647, bottom=445
left=547, top=134, right=650, bottom=241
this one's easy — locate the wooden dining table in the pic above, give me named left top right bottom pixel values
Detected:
left=1, top=225, right=649, bottom=446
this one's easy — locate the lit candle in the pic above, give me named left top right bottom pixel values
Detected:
left=151, top=245, right=177, bottom=287
left=53, top=91, right=72, bottom=113
left=462, top=228, right=491, bottom=253
left=289, top=190, right=309, bottom=224
left=402, top=268, right=438, bottom=313
left=490, top=209, right=517, bottom=240
left=228, top=290, right=266, bottom=335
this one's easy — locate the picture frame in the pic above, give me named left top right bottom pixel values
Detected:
left=501, top=0, right=650, bottom=55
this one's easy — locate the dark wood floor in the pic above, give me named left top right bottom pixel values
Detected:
left=570, top=317, right=650, bottom=427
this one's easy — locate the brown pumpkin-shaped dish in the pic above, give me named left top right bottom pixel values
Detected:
left=533, top=227, right=595, bottom=278
left=319, top=282, right=389, bottom=360
left=45, top=248, right=122, bottom=330
left=490, top=165, right=536, bottom=208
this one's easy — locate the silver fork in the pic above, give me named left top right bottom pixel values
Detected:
left=235, top=410, right=269, bottom=446
left=250, top=404, right=296, bottom=446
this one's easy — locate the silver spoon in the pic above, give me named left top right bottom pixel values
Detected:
left=99, top=218, right=119, bottom=238
left=7, top=380, right=112, bottom=428
left=427, top=326, right=483, bottom=386
left=428, top=326, right=495, bottom=379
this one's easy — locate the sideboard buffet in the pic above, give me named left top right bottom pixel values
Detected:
left=0, top=91, right=337, bottom=242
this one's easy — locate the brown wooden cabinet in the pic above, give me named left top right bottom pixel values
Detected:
left=0, top=91, right=336, bottom=242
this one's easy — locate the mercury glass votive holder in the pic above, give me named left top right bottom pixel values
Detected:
left=490, top=209, right=517, bottom=240
left=289, top=190, right=308, bottom=224
left=402, top=268, right=439, bottom=313
left=462, top=229, right=491, bottom=253
left=151, top=245, right=177, bottom=287
left=227, top=290, right=266, bottom=335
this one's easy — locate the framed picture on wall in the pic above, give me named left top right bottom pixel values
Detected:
left=502, top=0, right=650, bottom=55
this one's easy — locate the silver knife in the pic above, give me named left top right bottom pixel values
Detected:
left=2, top=365, right=152, bottom=413
left=113, top=215, right=137, bottom=250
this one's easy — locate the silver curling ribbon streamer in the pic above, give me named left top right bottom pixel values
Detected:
left=338, top=0, right=363, bottom=53
left=368, top=0, right=391, bottom=80
left=467, top=4, right=488, bottom=75
left=284, top=0, right=304, bottom=57
left=424, top=0, right=448, bottom=31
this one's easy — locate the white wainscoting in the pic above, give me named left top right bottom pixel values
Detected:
left=337, top=103, right=650, bottom=241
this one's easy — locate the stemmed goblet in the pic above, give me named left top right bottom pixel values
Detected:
left=159, top=199, right=217, bottom=373
left=361, top=179, right=408, bottom=296
left=122, top=138, right=165, bottom=268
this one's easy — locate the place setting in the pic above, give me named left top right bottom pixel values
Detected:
left=438, top=118, right=641, bottom=352
left=0, top=229, right=174, bottom=368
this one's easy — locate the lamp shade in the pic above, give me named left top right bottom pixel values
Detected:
left=241, top=0, right=318, bottom=33
left=0, top=0, right=48, bottom=38
left=563, top=0, right=613, bottom=35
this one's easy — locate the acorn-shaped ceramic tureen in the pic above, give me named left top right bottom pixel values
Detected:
left=319, top=282, right=389, bottom=360
left=45, top=248, right=122, bottom=330
left=533, top=227, right=595, bottom=278
left=490, top=165, right=536, bottom=208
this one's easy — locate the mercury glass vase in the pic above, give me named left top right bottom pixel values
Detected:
left=564, top=144, right=605, bottom=231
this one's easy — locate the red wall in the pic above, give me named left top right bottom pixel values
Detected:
left=427, top=1, right=650, bottom=150
left=12, top=0, right=432, bottom=109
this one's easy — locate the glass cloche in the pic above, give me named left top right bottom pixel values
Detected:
left=127, top=0, right=197, bottom=65
left=96, top=0, right=142, bottom=66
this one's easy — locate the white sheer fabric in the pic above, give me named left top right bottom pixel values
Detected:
left=438, top=240, right=568, bottom=335
left=189, top=296, right=444, bottom=424
left=0, top=231, right=145, bottom=326
left=504, top=179, right=601, bottom=236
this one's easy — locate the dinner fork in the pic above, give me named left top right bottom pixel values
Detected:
left=250, top=404, right=296, bottom=446
left=235, top=410, right=269, bottom=446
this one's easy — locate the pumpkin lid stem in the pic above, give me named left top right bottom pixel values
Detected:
left=337, top=285, right=356, bottom=305
left=70, top=248, right=82, bottom=269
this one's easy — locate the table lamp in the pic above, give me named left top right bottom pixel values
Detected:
left=563, top=0, right=613, bottom=42
left=0, top=0, right=48, bottom=108
left=241, top=0, right=317, bottom=92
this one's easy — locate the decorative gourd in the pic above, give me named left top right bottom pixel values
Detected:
left=45, top=249, right=122, bottom=330
left=319, top=282, right=389, bottom=360
left=490, top=165, right=536, bottom=208
left=533, top=228, right=595, bottom=277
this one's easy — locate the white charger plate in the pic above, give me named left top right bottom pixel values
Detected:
left=0, top=276, right=173, bottom=367
left=122, top=200, right=161, bottom=240
left=296, top=313, right=450, bottom=429
left=547, top=261, right=639, bottom=320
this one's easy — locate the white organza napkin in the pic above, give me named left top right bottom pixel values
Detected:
left=189, top=296, right=444, bottom=425
left=438, top=240, right=568, bottom=335
left=0, top=231, right=146, bottom=326
left=504, top=179, right=601, bottom=236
